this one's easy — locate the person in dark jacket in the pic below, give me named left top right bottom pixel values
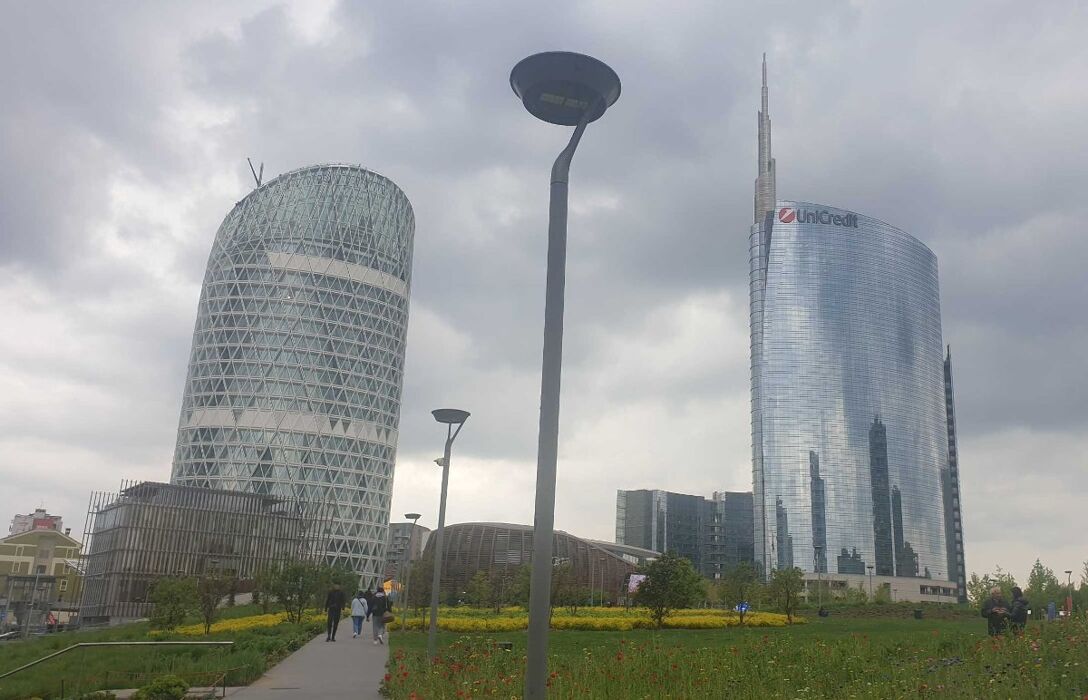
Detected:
left=1009, top=586, right=1029, bottom=635
left=324, top=584, right=346, bottom=642
left=362, top=587, right=375, bottom=621
left=981, top=586, right=1009, bottom=636
left=370, top=588, right=391, bottom=645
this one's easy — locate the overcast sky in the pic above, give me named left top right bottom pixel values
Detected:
left=1, top=0, right=1085, bottom=586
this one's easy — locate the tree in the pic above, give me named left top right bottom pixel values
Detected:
left=252, top=567, right=277, bottom=614
left=721, top=562, right=757, bottom=624
left=405, top=559, right=432, bottom=611
left=551, top=563, right=590, bottom=615
left=633, top=552, right=705, bottom=628
left=1026, top=559, right=1062, bottom=606
left=269, top=561, right=324, bottom=624
left=465, top=571, right=493, bottom=608
left=149, top=577, right=198, bottom=631
left=197, top=571, right=235, bottom=635
left=508, top=565, right=532, bottom=607
left=967, top=567, right=1018, bottom=606
left=768, top=567, right=804, bottom=624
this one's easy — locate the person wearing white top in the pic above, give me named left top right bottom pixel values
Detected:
left=350, top=591, right=369, bottom=639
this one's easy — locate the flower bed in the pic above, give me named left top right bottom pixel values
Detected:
left=388, top=609, right=798, bottom=632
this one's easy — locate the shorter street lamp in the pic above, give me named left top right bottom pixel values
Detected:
left=1066, top=570, right=1074, bottom=616
left=867, top=565, right=875, bottom=599
left=401, top=512, right=422, bottom=613
left=427, top=408, right=469, bottom=659
left=813, top=546, right=824, bottom=608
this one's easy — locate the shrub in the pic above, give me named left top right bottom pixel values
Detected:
left=132, top=674, right=189, bottom=700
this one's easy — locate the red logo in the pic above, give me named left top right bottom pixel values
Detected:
left=778, top=207, right=796, bottom=223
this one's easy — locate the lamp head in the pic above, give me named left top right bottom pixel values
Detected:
left=434, top=457, right=449, bottom=467
left=432, top=408, right=470, bottom=426
left=511, top=51, right=621, bottom=126
left=405, top=513, right=422, bottom=521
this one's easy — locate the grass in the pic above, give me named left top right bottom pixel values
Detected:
left=0, top=604, right=323, bottom=700
left=384, top=614, right=1088, bottom=698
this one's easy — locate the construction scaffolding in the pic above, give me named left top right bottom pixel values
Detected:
left=78, top=480, right=331, bottom=623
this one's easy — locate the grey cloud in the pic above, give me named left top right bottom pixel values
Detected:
left=0, top=1, right=1085, bottom=582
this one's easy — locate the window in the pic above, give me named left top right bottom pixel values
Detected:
left=59, top=579, right=68, bottom=592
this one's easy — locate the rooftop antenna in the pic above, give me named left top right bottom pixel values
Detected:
left=247, top=157, right=264, bottom=188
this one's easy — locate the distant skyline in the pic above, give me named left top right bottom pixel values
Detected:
left=1, top=1, right=1086, bottom=587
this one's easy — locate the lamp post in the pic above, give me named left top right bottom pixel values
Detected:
left=510, top=51, right=621, bottom=700
left=427, top=408, right=470, bottom=659
left=1066, top=570, right=1074, bottom=616
left=867, top=565, right=874, bottom=600
left=401, top=512, right=422, bottom=615
left=814, top=546, right=824, bottom=608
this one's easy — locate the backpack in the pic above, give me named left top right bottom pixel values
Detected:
left=1010, top=598, right=1029, bottom=624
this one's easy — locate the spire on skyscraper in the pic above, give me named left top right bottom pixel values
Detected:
left=754, top=53, right=777, bottom=224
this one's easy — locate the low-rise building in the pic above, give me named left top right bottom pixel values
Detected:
left=0, top=526, right=83, bottom=632
left=424, top=522, right=646, bottom=605
left=8, top=508, right=64, bottom=536
left=80, top=481, right=330, bottom=623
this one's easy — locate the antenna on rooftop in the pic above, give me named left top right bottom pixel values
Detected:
left=247, top=158, right=265, bottom=188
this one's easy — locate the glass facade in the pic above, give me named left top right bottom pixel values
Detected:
left=170, top=164, right=414, bottom=586
left=615, top=489, right=754, bottom=578
left=750, top=202, right=949, bottom=580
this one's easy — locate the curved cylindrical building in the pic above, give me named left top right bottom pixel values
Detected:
left=751, top=202, right=949, bottom=580
left=750, top=57, right=961, bottom=593
left=170, top=164, right=414, bottom=585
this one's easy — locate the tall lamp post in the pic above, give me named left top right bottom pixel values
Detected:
left=427, top=408, right=470, bottom=659
left=401, top=512, right=422, bottom=614
left=1066, top=570, right=1074, bottom=616
left=867, top=565, right=875, bottom=600
left=510, top=51, right=621, bottom=700
left=814, top=546, right=824, bottom=608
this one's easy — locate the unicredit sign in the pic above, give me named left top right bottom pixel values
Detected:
left=778, top=207, right=858, bottom=228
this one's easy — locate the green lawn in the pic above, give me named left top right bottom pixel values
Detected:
left=385, top=615, right=1088, bottom=698
left=0, top=605, right=322, bottom=700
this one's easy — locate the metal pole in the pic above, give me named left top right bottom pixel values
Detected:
left=868, top=566, right=874, bottom=599
left=525, top=109, right=594, bottom=700
left=24, top=571, right=41, bottom=640
left=427, top=432, right=453, bottom=659
left=402, top=516, right=419, bottom=622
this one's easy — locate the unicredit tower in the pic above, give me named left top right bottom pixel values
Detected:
left=749, top=57, right=966, bottom=599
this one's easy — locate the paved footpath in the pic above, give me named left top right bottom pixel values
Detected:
left=231, top=618, right=388, bottom=699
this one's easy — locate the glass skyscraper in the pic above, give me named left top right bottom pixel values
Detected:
left=750, top=58, right=961, bottom=588
left=170, top=164, right=414, bottom=585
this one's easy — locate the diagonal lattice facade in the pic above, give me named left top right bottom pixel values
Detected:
left=170, top=164, right=414, bottom=586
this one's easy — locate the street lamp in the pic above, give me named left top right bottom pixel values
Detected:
left=427, top=408, right=470, bottom=659
left=401, top=512, right=422, bottom=616
left=510, top=51, right=621, bottom=700
left=813, top=546, right=824, bottom=608
left=1066, top=570, right=1074, bottom=616
left=867, top=565, right=875, bottom=600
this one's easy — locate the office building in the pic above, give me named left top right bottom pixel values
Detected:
left=749, top=57, right=960, bottom=586
left=615, top=489, right=754, bottom=578
left=79, top=481, right=329, bottom=623
left=170, top=164, right=415, bottom=586
left=942, top=347, right=968, bottom=601
left=383, top=521, right=430, bottom=581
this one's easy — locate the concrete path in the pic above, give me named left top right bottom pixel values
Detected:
left=231, top=618, right=388, bottom=699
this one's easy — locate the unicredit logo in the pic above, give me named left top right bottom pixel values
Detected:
left=778, top=206, right=858, bottom=228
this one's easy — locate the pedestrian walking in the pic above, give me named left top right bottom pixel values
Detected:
left=370, top=587, right=391, bottom=645
left=981, top=585, right=1009, bottom=636
left=1009, top=586, right=1029, bottom=635
left=362, top=586, right=375, bottom=621
left=350, top=590, right=369, bottom=639
left=324, top=583, right=346, bottom=642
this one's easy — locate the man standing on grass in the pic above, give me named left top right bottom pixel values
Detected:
left=981, top=586, right=1009, bottom=636
left=325, top=583, right=346, bottom=642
